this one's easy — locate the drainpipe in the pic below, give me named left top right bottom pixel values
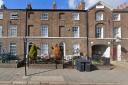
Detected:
left=86, top=11, right=89, bottom=57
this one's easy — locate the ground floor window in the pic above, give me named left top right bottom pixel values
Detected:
left=73, top=44, right=80, bottom=55
left=41, top=44, right=48, bottom=55
left=9, top=43, right=16, bottom=55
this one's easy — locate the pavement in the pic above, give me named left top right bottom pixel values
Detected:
left=0, top=62, right=128, bottom=85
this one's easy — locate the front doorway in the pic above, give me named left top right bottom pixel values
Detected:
left=113, top=45, right=117, bottom=61
left=59, top=42, right=65, bottom=57
left=59, top=42, right=72, bottom=68
left=113, top=44, right=121, bottom=61
left=92, top=45, right=109, bottom=61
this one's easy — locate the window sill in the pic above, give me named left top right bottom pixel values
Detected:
left=59, top=19, right=65, bottom=20
left=95, top=38, right=104, bottom=39
left=112, top=20, right=120, bottom=22
left=96, top=20, right=104, bottom=22
left=73, top=19, right=80, bottom=21
left=40, top=19, right=48, bottom=20
left=10, top=19, right=19, bottom=20
left=8, top=36, right=17, bottom=38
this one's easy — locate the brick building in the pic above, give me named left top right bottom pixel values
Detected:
left=0, top=1, right=128, bottom=61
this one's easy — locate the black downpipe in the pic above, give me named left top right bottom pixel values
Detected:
left=86, top=12, right=89, bottom=57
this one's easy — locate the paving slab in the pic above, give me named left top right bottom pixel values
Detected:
left=0, top=62, right=128, bottom=85
left=12, top=81, right=27, bottom=85
left=31, top=76, right=64, bottom=82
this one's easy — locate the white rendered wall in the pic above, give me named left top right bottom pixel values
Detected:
left=117, top=44, right=121, bottom=61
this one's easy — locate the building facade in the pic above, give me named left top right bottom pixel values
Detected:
left=0, top=1, right=128, bottom=61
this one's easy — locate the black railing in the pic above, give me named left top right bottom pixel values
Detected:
left=0, top=53, right=20, bottom=64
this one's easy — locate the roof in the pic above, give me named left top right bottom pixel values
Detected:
left=88, top=1, right=113, bottom=10
left=0, top=8, right=87, bottom=12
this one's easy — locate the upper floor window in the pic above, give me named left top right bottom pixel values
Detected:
left=41, top=13, right=48, bottom=20
left=0, top=26, right=2, bottom=37
left=41, top=44, right=48, bottom=55
left=112, top=13, right=120, bottom=21
left=72, top=13, right=79, bottom=20
left=41, top=25, right=48, bottom=37
left=72, top=26, right=79, bottom=37
left=10, top=12, right=18, bottom=20
left=95, top=26, right=103, bottom=38
left=59, top=13, right=65, bottom=20
left=113, top=27, right=121, bottom=38
left=96, top=12, right=103, bottom=21
left=0, top=12, right=3, bottom=19
left=9, top=43, right=16, bottom=56
left=8, top=25, right=17, bottom=37
left=73, top=44, right=80, bottom=55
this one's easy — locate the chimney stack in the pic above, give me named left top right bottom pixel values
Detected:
left=1, top=4, right=7, bottom=9
left=77, top=0, right=85, bottom=10
left=52, top=0, right=57, bottom=9
left=27, top=3, right=32, bottom=9
left=0, top=0, right=7, bottom=9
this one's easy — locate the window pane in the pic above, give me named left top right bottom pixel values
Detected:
left=113, top=27, right=121, bottom=38
left=96, top=12, right=103, bottom=21
left=72, top=13, right=79, bottom=20
left=9, top=25, right=17, bottom=37
left=10, top=43, right=16, bottom=55
left=96, top=26, right=103, bottom=38
left=10, top=12, right=18, bottom=19
left=73, top=44, right=80, bottom=55
left=41, top=25, right=48, bottom=37
left=112, top=13, right=120, bottom=21
left=72, top=27, right=79, bottom=37
left=41, top=44, right=48, bottom=55
left=41, top=13, right=48, bottom=20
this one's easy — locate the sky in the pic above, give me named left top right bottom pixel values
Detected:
left=0, top=0, right=128, bottom=9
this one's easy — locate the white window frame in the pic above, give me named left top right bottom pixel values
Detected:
left=0, top=12, right=3, bottom=19
left=10, top=12, right=18, bottom=20
left=41, top=44, right=48, bottom=55
left=112, top=13, right=120, bottom=21
left=96, top=26, right=104, bottom=38
left=73, top=44, right=80, bottom=55
left=113, top=27, right=121, bottom=38
left=9, top=25, right=17, bottom=37
left=41, top=13, right=48, bottom=20
left=0, top=26, right=2, bottom=37
left=9, top=43, right=16, bottom=56
left=72, top=26, right=79, bottom=37
left=96, top=12, right=103, bottom=21
left=96, top=5, right=104, bottom=9
left=41, top=25, right=48, bottom=37
left=72, top=13, right=79, bottom=20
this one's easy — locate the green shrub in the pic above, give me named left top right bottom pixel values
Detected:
left=91, top=60, right=101, bottom=65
